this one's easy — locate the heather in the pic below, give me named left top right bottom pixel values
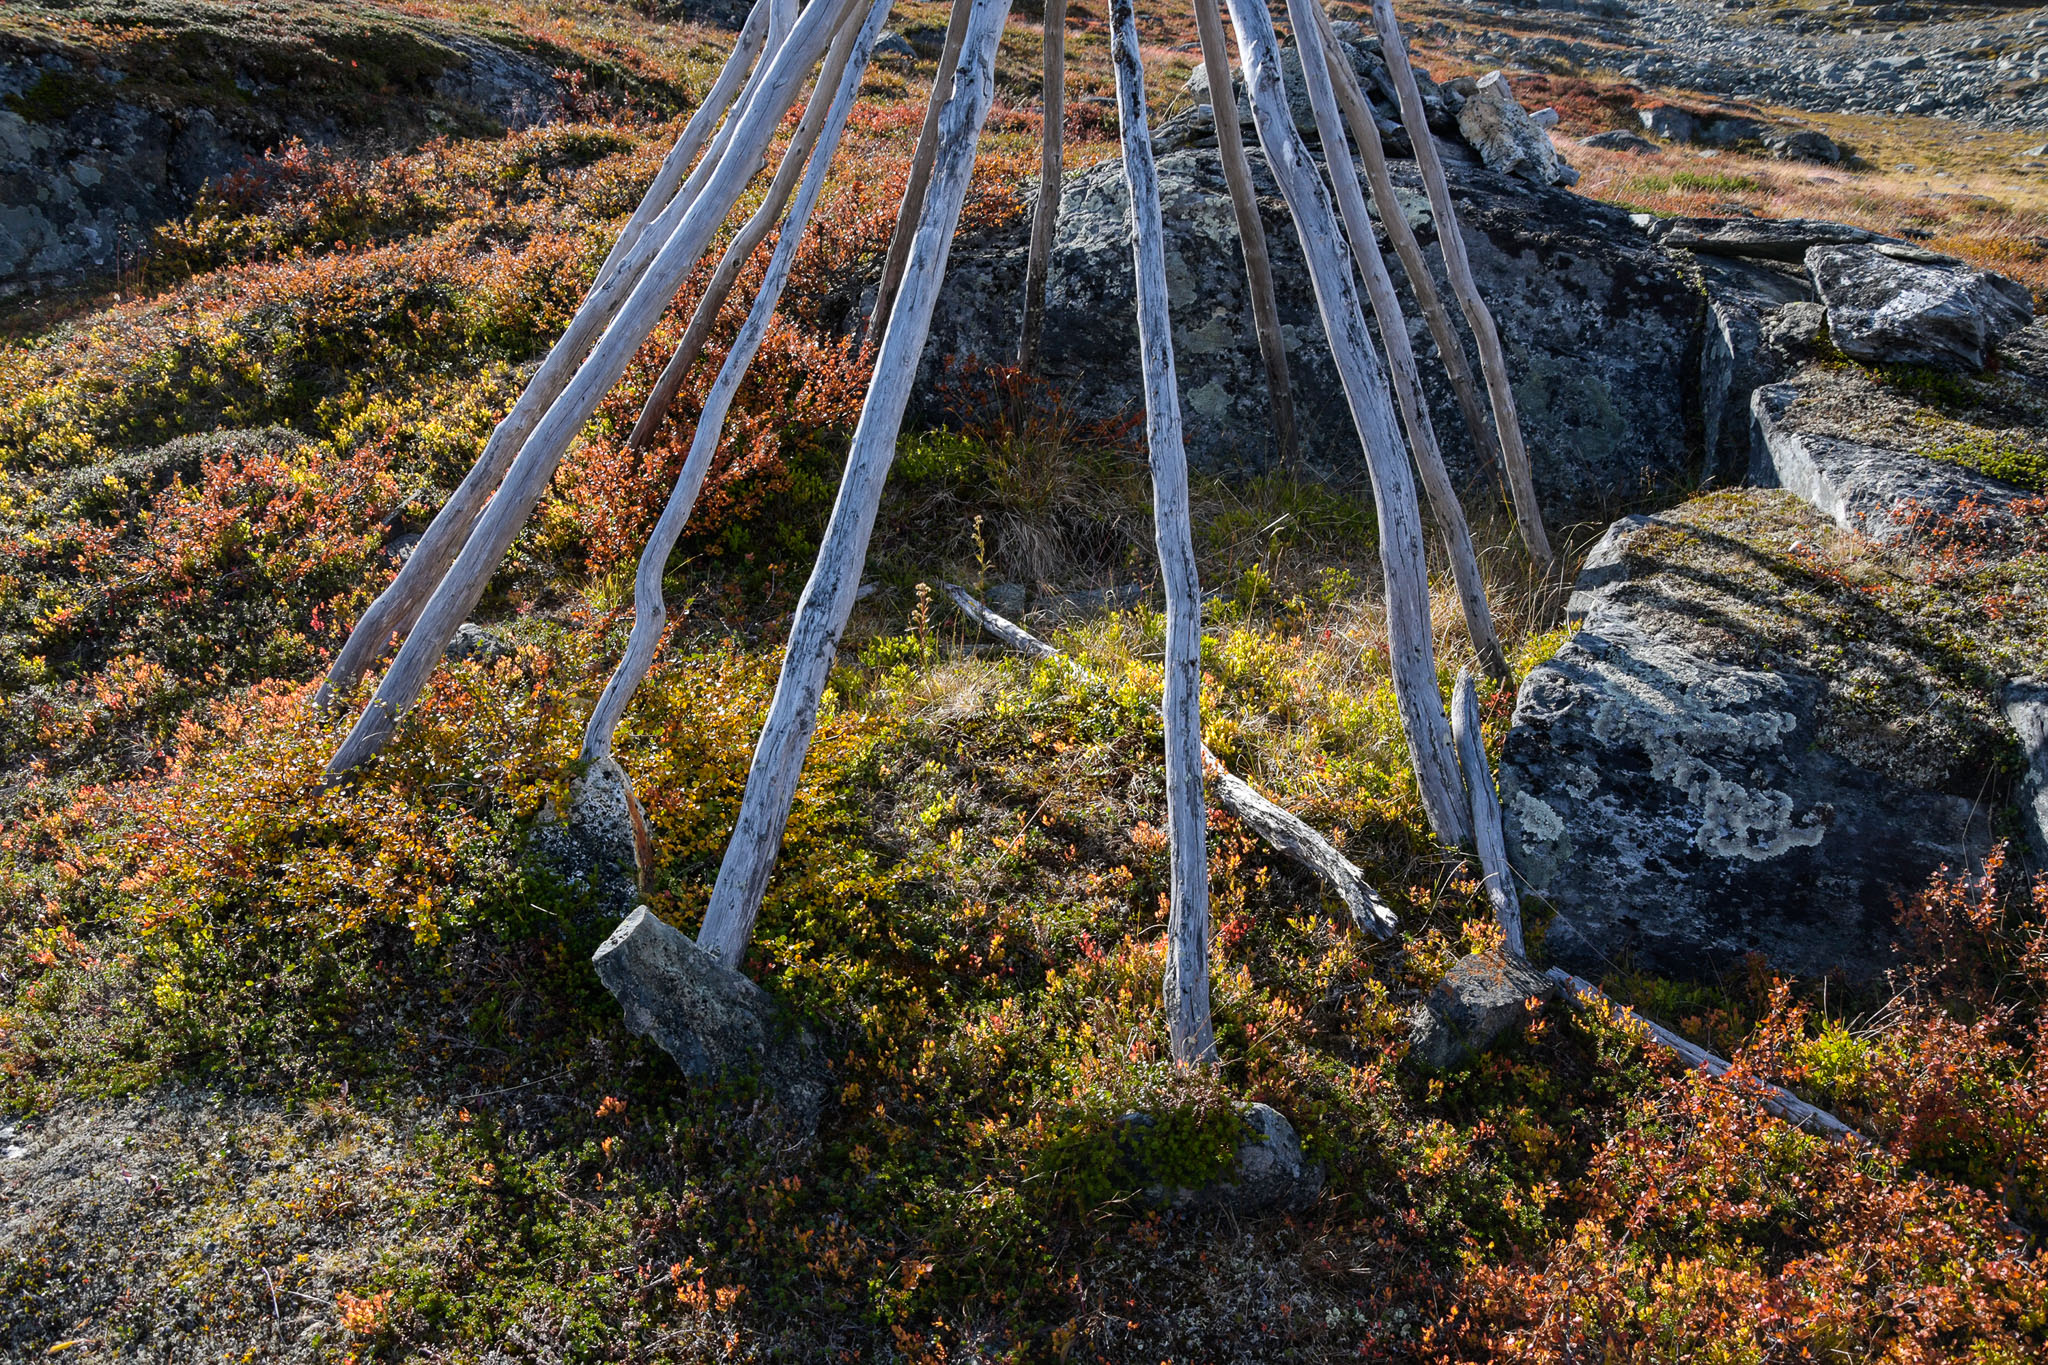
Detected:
left=2, top=3, right=2046, bottom=1362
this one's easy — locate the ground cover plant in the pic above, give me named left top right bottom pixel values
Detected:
left=3, top=2, right=2047, bottom=1361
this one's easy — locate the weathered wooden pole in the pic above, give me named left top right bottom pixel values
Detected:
left=1106, top=0, right=1215, bottom=1065
left=1289, top=0, right=1509, bottom=682
left=583, top=0, right=893, bottom=768
left=695, top=0, right=1015, bottom=964
left=1015, top=0, right=1066, bottom=374
left=1450, top=668, right=1522, bottom=956
left=1191, top=0, right=1300, bottom=474
left=1222, top=0, right=1470, bottom=848
left=323, top=0, right=871, bottom=779
left=1305, top=1, right=1503, bottom=507
left=623, top=3, right=874, bottom=453
left=316, top=0, right=781, bottom=711
left=1367, top=0, right=1552, bottom=570
left=866, top=0, right=973, bottom=346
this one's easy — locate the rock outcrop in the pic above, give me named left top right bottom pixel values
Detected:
left=1807, top=244, right=2035, bottom=371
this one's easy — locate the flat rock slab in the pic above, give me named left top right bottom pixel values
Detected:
left=1807, top=243, right=2035, bottom=371
left=1751, top=383, right=2033, bottom=542
left=1502, top=494, right=1999, bottom=980
left=592, top=908, right=826, bottom=1126
left=921, top=134, right=1698, bottom=517
left=1656, top=216, right=1900, bottom=263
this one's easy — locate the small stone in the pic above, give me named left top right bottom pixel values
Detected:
left=1581, top=129, right=1660, bottom=154
left=1137, top=1103, right=1323, bottom=1212
left=1407, top=950, right=1557, bottom=1071
left=1528, top=106, right=1559, bottom=129
left=592, top=907, right=827, bottom=1127
left=1807, top=243, right=2036, bottom=371
left=1766, top=128, right=1842, bottom=164
left=445, top=622, right=512, bottom=664
left=871, top=31, right=917, bottom=60
left=1762, top=300, right=1828, bottom=351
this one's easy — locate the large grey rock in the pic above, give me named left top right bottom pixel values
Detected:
left=2006, top=679, right=2048, bottom=863
left=1807, top=244, right=2035, bottom=371
left=1501, top=501, right=1994, bottom=980
left=1751, top=384, right=2033, bottom=542
left=1766, top=128, right=1842, bottom=164
left=1456, top=71, right=1577, bottom=187
left=919, top=138, right=1700, bottom=515
left=1407, top=950, right=1557, bottom=1070
left=1658, top=216, right=1900, bottom=263
left=1638, top=105, right=1699, bottom=142
left=592, top=908, right=827, bottom=1124
left=1696, top=256, right=1817, bottom=484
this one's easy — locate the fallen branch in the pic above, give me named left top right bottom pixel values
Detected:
left=942, top=584, right=1399, bottom=940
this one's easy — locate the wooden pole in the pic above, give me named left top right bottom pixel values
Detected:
left=1289, top=1, right=1509, bottom=682
left=582, top=0, right=893, bottom=768
left=1450, top=668, right=1522, bottom=956
left=323, top=0, right=870, bottom=780
left=624, top=3, right=873, bottom=454
left=1191, top=0, right=1300, bottom=474
left=1015, top=0, right=1066, bottom=374
left=1366, top=0, right=1553, bottom=572
left=866, top=0, right=973, bottom=346
left=1107, top=0, right=1215, bottom=1066
left=944, top=581, right=1401, bottom=941
left=1222, top=0, right=1470, bottom=848
left=1307, top=2, right=1506, bottom=516
left=316, top=1, right=779, bottom=711
left=695, top=0, right=1015, bottom=964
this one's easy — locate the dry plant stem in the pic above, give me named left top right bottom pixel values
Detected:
left=623, top=5, right=871, bottom=453
left=1450, top=667, right=1523, bottom=956
left=1307, top=0, right=1503, bottom=508
left=315, top=3, right=780, bottom=711
left=1367, top=0, right=1552, bottom=571
left=1223, top=0, right=1471, bottom=848
left=1192, top=0, right=1300, bottom=474
left=1015, top=0, right=1067, bottom=373
left=1107, top=0, right=1215, bottom=1066
left=1547, top=967, right=1861, bottom=1143
left=943, top=583, right=1398, bottom=939
left=581, top=0, right=894, bottom=766
left=867, top=0, right=973, bottom=345
left=323, top=0, right=868, bottom=780
left=695, top=0, right=1014, bottom=965
left=1290, top=0, right=1509, bottom=681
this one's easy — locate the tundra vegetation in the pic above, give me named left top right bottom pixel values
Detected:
left=1, top=0, right=2046, bottom=1361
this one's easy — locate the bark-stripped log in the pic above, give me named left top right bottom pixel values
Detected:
left=1192, top=0, right=1300, bottom=474
left=1222, top=0, right=1471, bottom=849
left=323, top=0, right=870, bottom=779
left=581, top=0, right=894, bottom=769
left=1367, top=0, right=1552, bottom=570
left=694, top=0, right=1015, bottom=964
left=1015, top=0, right=1066, bottom=374
left=1108, top=0, right=1214, bottom=1065
left=1288, top=0, right=1508, bottom=682
left=1547, top=968, right=1861, bottom=1143
left=867, top=0, right=972, bottom=345
left=943, top=584, right=1399, bottom=941
left=1450, top=667, right=1522, bottom=956
left=316, top=1, right=781, bottom=711
left=622, top=3, right=873, bottom=453
left=1306, top=0, right=1504, bottom=513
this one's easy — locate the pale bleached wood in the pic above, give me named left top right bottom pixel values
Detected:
left=317, top=2, right=780, bottom=711
left=1222, top=0, right=1470, bottom=848
left=943, top=584, right=1399, bottom=940
left=866, top=0, right=972, bottom=345
left=1366, top=0, right=1553, bottom=572
left=1107, top=0, right=1214, bottom=1066
left=1451, top=667, right=1522, bottom=956
left=1192, top=0, right=1300, bottom=474
left=1289, top=1, right=1508, bottom=683
left=324, top=0, right=871, bottom=779
left=582, top=0, right=895, bottom=769
left=1547, top=967, right=1861, bottom=1143
left=1015, top=0, right=1066, bottom=374
left=694, top=0, right=1015, bottom=963
left=623, top=4, right=873, bottom=453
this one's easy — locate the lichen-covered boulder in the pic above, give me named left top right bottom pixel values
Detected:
left=1807, top=244, right=2035, bottom=371
left=1456, top=71, right=1577, bottom=187
left=919, top=118, right=1699, bottom=518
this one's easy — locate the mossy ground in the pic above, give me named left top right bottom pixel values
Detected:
left=3, top=4, right=2047, bottom=1362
